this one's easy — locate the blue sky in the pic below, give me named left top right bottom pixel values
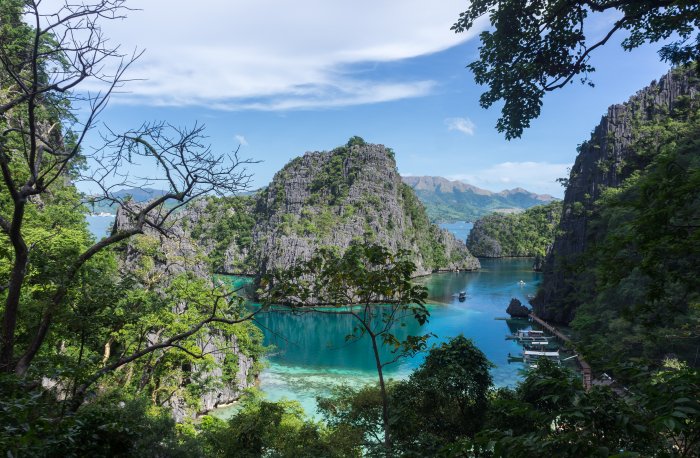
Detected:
left=79, top=0, right=674, bottom=198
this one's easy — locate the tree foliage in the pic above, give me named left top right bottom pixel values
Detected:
left=568, top=100, right=700, bottom=373
left=0, top=3, right=268, bottom=452
left=467, top=201, right=562, bottom=258
left=319, top=355, right=698, bottom=457
left=453, top=0, right=700, bottom=138
left=390, top=335, right=493, bottom=455
left=261, top=242, right=429, bottom=454
left=188, top=394, right=361, bottom=457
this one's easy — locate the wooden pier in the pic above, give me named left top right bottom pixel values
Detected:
left=529, top=313, right=592, bottom=391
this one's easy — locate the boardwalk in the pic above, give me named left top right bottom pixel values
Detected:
left=529, top=313, right=592, bottom=390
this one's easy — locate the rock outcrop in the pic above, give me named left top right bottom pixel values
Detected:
left=113, top=205, right=259, bottom=421
left=506, top=298, right=530, bottom=318
left=532, top=67, right=700, bottom=323
left=250, top=142, right=480, bottom=277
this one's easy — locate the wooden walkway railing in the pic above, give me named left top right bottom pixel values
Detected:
left=529, top=313, right=592, bottom=391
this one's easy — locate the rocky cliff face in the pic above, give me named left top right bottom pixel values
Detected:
left=250, top=143, right=479, bottom=277
left=532, top=68, right=700, bottom=323
left=113, top=205, right=258, bottom=421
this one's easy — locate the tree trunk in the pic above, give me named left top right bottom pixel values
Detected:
left=369, top=331, right=392, bottom=456
left=102, top=337, right=113, bottom=366
left=0, top=200, right=28, bottom=372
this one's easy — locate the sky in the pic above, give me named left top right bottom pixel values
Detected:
left=74, top=0, right=674, bottom=198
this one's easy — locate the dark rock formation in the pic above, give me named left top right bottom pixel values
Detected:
left=506, top=298, right=530, bottom=318
left=532, top=250, right=548, bottom=272
left=532, top=67, right=700, bottom=323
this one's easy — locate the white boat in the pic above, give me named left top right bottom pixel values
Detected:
left=523, top=349, right=560, bottom=363
left=515, top=329, right=546, bottom=339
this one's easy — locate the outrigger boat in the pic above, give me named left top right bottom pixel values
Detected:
left=506, top=329, right=551, bottom=342
left=507, top=353, right=524, bottom=363
left=523, top=341, right=558, bottom=352
left=523, top=348, right=560, bottom=364
left=507, top=346, right=561, bottom=365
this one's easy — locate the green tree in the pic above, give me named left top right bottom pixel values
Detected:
left=261, top=242, right=429, bottom=455
left=569, top=103, right=700, bottom=372
left=453, top=1, right=700, bottom=139
left=193, top=396, right=360, bottom=457
left=0, top=0, right=255, bottom=382
left=317, top=384, right=386, bottom=455
left=390, top=335, right=493, bottom=455
left=471, top=361, right=698, bottom=457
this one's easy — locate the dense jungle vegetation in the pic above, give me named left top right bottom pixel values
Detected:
left=1, top=0, right=698, bottom=456
left=466, top=201, right=562, bottom=258
left=569, top=97, right=700, bottom=376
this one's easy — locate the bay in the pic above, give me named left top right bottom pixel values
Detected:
left=85, top=213, right=538, bottom=418
left=438, top=221, right=473, bottom=242
left=216, top=258, right=539, bottom=418
left=86, top=214, right=115, bottom=239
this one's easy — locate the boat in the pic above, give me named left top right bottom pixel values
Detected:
left=523, top=341, right=558, bottom=352
left=523, top=348, right=560, bottom=364
left=507, top=352, right=524, bottom=363
left=506, top=329, right=551, bottom=342
left=518, top=280, right=526, bottom=286
left=458, top=291, right=466, bottom=302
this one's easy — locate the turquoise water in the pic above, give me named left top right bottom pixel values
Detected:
left=217, top=258, right=539, bottom=418
left=86, top=214, right=115, bottom=239
left=86, top=213, right=536, bottom=418
left=438, top=221, right=473, bottom=242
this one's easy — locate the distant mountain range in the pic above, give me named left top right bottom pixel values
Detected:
left=90, top=179, right=555, bottom=224
left=401, top=176, right=557, bottom=222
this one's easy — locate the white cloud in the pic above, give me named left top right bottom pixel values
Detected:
left=445, top=117, right=476, bottom=135
left=447, top=162, right=572, bottom=197
left=234, top=135, right=248, bottom=146
left=78, top=0, right=484, bottom=109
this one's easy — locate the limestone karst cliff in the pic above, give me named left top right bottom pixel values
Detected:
left=187, top=140, right=480, bottom=279
left=251, top=141, right=480, bottom=277
left=532, top=67, right=700, bottom=323
left=113, top=206, right=261, bottom=421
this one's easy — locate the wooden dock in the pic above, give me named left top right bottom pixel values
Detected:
left=529, top=313, right=592, bottom=391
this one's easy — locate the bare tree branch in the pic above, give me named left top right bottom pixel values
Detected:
left=0, top=1, right=259, bottom=376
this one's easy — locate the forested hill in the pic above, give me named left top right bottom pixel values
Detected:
left=188, top=138, right=480, bottom=278
left=532, top=66, right=700, bottom=370
left=402, top=175, right=556, bottom=222
left=466, top=201, right=562, bottom=263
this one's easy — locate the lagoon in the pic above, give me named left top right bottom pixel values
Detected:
left=86, top=214, right=115, bottom=239
left=438, top=221, right=473, bottom=242
left=218, top=257, right=539, bottom=418
left=83, top=214, right=538, bottom=417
